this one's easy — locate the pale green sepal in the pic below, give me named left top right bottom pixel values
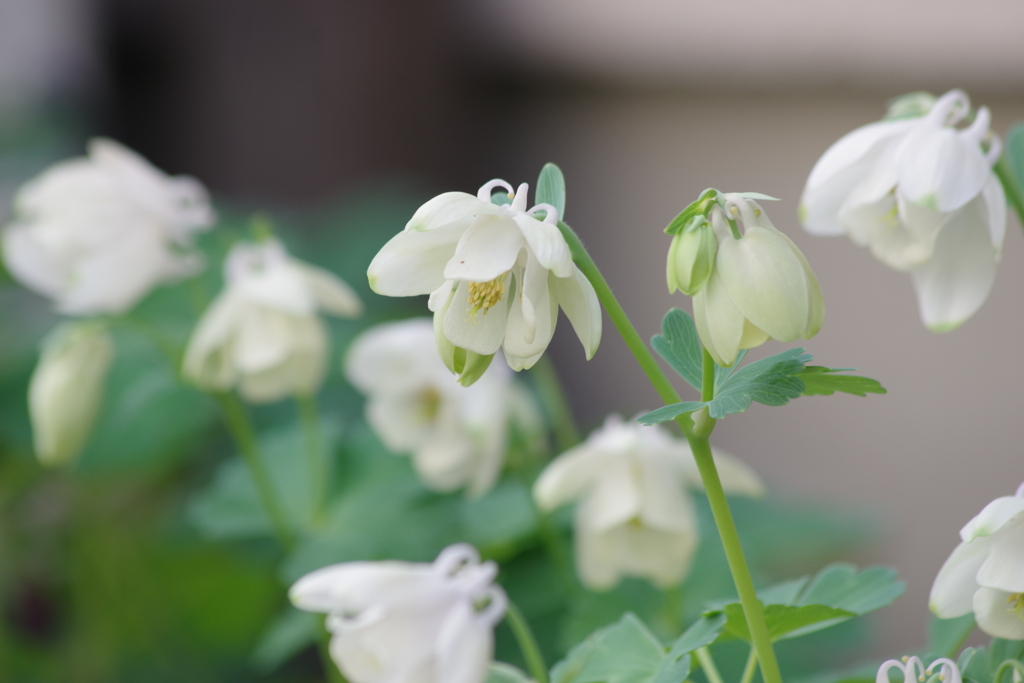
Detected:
left=457, top=351, right=495, bottom=387
left=885, top=91, right=937, bottom=120
left=733, top=192, right=781, bottom=201
left=664, top=188, right=720, bottom=235
left=668, top=219, right=717, bottom=296
left=433, top=298, right=459, bottom=374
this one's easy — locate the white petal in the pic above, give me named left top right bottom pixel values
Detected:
left=929, top=538, right=991, bottom=618
left=365, top=393, right=437, bottom=454
left=405, top=191, right=498, bottom=232
left=412, top=430, right=477, bottom=493
left=578, top=457, right=643, bottom=533
left=692, top=269, right=745, bottom=367
left=981, top=174, right=1007, bottom=250
left=574, top=525, right=623, bottom=591
left=976, top=512, right=1024, bottom=593
left=550, top=266, right=602, bottom=360
left=910, top=192, right=998, bottom=332
left=368, top=220, right=467, bottom=296
left=961, top=496, right=1024, bottom=542
left=289, top=561, right=432, bottom=613
left=801, top=119, right=915, bottom=236
left=443, top=280, right=507, bottom=355
left=444, top=215, right=524, bottom=282
left=533, top=444, right=605, bottom=511
left=434, top=600, right=496, bottom=683
left=183, top=292, right=244, bottom=391
left=679, top=447, right=765, bottom=497
left=1, top=225, right=68, bottom=301
left=344, top=318, right=438, bottom=393
left=512, top=213, right=573, bottom=277
left=895, top=126, right=992, bottom=212
left=296, top=261, right=362, bottom=317
left=239, top=315, right=327, bottom=402
left=973, top=587, right=1024, bottom=640
left=503, top=259, right=556, bottom=360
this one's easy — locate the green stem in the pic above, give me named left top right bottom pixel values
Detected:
left=556, top=220, right=783, bottom=683
left=216, top=393, right=293, bottom=547
left=741, top=647, right=760, bottom=683
left=505, top=600, right=549, bottom=683
left=530, top=355, right=582, bottom=452
left=695, top=647, right=726, bottom=683
left=995, top=155, right=1024, bottom=232
left=993, top=660, right=1024, bottom=683
left=296, top=394, right=329, bottom=523
left=662, top=585, right=684, bottom=636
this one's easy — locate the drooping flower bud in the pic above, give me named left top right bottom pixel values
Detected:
left=667, top=216, right=717, bottom=296
left=29, top=322, right=114, bottom=466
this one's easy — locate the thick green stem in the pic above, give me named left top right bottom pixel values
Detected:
left=216, top=393, right=293, bottom=547
left=695, top=647, right=726, bottom=683
left=741, top=647, right=760, bottom=683
left=995, top=155, right=1024, bottom=233
left=505, top=600, right=549, bottom=683
left=530, top=354, right=582, bottom=452
left=297, top=394, right=329, bottom=523
left=556, top=220, right=783, bottom=683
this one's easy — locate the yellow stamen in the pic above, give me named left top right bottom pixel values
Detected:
left=417, top=387, right=442, bottom=421
left=1007, top=592, right=1024, bottom=619
left=467, top=275, right=507, bottom=318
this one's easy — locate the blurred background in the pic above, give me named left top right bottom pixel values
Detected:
left=2, top=0, right=1023, bottom=670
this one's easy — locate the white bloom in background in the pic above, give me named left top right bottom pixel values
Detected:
left=366, top=180, right=601, bottom=379
left=877, top=657, right=961, bottom=683
left=801, top=89, right=1005, bottom=332
left=290, top=544, right=507, bottom=683
left=345, top=318, right=540, bottom=497
left=183, top=238, right=362, bottom=403
left=533, top=415, right=763, bottom=591
left=693, top=194, right=824, bottom=367
left=3, top=138, right=215, bottom=315
left=930, top=482, right=1024, bottom=639
left=29, top=322, right=114, bottom=466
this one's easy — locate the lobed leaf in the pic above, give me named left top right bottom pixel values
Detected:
left=550, top=613, right=667, bottom=683
left=651, top=309, right=704, bottom=391
left=798, top=366, right=887, bottom=397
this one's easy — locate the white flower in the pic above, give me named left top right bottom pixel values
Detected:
left=345, top=318, right=540, bottom=497
left=930, top=482, right=1024, bottom=639
left=877, top=657, right=961, bottom=683
left=29, top=322, right=114, bottom=466
left=533, top=415, right=763, bottom=591
left=366, top=180, right=601, bottom=378
left=2, top=138, right=215, bottom=315
left=693, top=194, right=824, bottom=367
left=183, top=238, right=361, bottom=403
left=800, top=89, right=1005, bottom=332
left=289, top=544, right=507, bottom=683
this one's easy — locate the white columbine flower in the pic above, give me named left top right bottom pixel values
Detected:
left=345, top=318, right=540, bottom=497
left=183, top=238, right=362, bottom=403
left=930, top=482, right=1024, bottom=639
left=3, top=138, right=215, bottom=315
left=693, top=194, right=824, bottom=367
left=800, top=89, right=1005, bottom=332
left=289, top=544, right=507, bottom=683
left=877, top=657, right=961, bottom=683
left=533, top=415, right=763, bottom=591
left=366, top=180, right=601, bottom=380
left=29, top=322, right=114, bottom=466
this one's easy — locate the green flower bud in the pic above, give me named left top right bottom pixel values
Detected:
left=667, top=217, right=718, bottom=296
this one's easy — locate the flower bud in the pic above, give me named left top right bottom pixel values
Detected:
left=29, top=322, right=114, bottom=466
left=667, top=217, right=717, bottom=296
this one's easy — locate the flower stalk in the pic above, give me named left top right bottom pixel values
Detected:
left=505, top=600, right=549, bottom=683
left=296, top=394, right=329, bottom=523
left=555, top=220, right=784, bottom=683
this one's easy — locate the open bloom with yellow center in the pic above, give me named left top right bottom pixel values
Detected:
left=801, top=89, right=1005, bottom=332
left=366, top=180, right=601, bottom=381
left=930, top=482, right=1024, bottom=639
left=692, top=193, right=824, bottom=367
left=345, top=318, right=540, bottom=497
left=183, top=238, right=362, bottom=403
left=290, top=544, right=506, bottom=683
left=533, top=415, right=763, bottom=591
left=3, top=138, right=214, bottom=315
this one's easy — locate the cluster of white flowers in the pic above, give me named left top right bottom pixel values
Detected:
left=802, top=89, right=1005, bottom=331
left=345, top=318, right=540, bottom=497
left=667, top=192, right=824, bottom=367
left=535, top=415, right=763, bottom=590
left=367, top=180, right=601, bottom=382
left=290, top=544, right=506, bottom=683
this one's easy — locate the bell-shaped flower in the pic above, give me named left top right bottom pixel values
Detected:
left=366, top=180, right=601, bottom=380
left=533, top=415, right=763, bottom=591
left=930, top=482, right=1024, bottom=639
left=692, top=194, right=824, bottom=367
left=2, top=138, right=215, bottom=315
left=877, top=657, right=962, bottom=683
left=345, top=318, right=540, bottom=497
left=289, top=543, right=507, bottom=683
left=183, top=238, right=362, bottom=403
left=801, top=89, right=1005, bottom=332
left=29, top=322, right=114, bottom=466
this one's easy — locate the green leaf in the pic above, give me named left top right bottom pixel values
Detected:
left=798, top=367, right=887, bottom=397
left=651, top=613, right=726, bottom=683
left=651, top=309, right=703, bottom=391
left=720, top=602, right=854, bottom=642
left=926, top=614, right=976, bottom=659
left=550, top=613, right=666, bottom=683
left=636, top=401, right=707, bottom=426
left=1006, top=123, right=1024, bottom=202
left=537, top=163, right=567, bottom=220
left=488, top=663, right=535, bottom=683
left=706, top=348, right=811, bottom=418
left=251, top=608, right=318, bottom=673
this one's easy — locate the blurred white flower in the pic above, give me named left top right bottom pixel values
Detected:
left=345, top=318, right=540, bottom=497
left=801, top=89, right=1005, bottom=332
left=290, top=543, right=506, bottom=683
left=877, top=657, right=961, bottom=683
left=3, top=138, right=215, bottom=315
left=533, top=415, right=763, bottom=590
left=930, top=482, right=1024, bottom=639
left=29, top=322, right=113, bottom=466
left=693, top=194, right=824, bottom=367
left=366, top=180, right=600, bottom=380
left=183, top=238, right=361, bottom=403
